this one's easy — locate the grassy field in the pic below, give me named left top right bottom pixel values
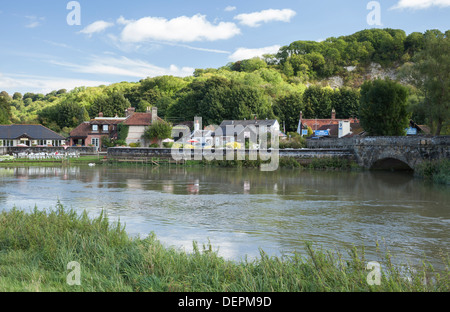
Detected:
left=0, top=155, right=103, bottom=167
left=0, top=205, right=448, bottom=292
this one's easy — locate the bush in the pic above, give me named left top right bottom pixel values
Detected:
left=129, top=142, right=141, bottom=148
left=279, top=136, right=306, bottom=149
left=115, top=140, right=127, bottom=147
left=415, top=159, right=450, bottom=185
left=149, top=143, right=159, bottom=148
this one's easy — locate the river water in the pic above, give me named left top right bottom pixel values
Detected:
left=0, top=166, right=448, bottom=269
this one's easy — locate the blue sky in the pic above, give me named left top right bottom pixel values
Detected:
left=0, top=0, right=449, bottom=94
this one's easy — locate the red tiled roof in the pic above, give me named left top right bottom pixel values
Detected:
left=90, top=119, right=126, bottom=125
left=69, top=122, right=90, bottom=138
left=301, top=118, right=359, bottom=131
left=123, top=113, right=164, bottom=126
left=315, top=122, right=363, bottom=137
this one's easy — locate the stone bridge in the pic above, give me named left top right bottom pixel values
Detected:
left=106, top=136, right=449, bottom=171
left=307, top=136, right=450, bottom=170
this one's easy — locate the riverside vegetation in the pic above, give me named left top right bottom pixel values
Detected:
left=0, top=204, right=448, bottom=292
left=415, top=159, right=450, bottom=185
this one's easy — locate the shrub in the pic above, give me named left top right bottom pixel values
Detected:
left=415, top=159, right=450, bottom=185
left=115, top=140, right=127, bottom=147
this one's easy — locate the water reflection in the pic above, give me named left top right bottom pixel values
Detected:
left=0, top=166, right=448, bottom=270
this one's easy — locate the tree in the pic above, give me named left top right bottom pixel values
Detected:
left=302, top=86, right=333, bottom=119
left=404, top=32, right=425, bottom=56
left=166, top=77, right=274, bottom=125
left=332, top=87, right=360, bottom=118
left=273, top=93, right=304, bottom=132
left=90, top=91, right=131, bottom=117
left=240, top=57, right=267, bottom=73
left=142, top=121, right=172, bottom=147
left=359, top=79, right=410, bottom=136
left=0, top=94, right=11, bottom=124
left=12, top=92, right=22, bottom=101
left=409, top=30, right=450, bottom=135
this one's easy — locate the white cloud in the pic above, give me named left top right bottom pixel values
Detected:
left=48, top=56, right=194, bottom=78
left=225, top=6, right=237, bottom=12
left=79, top=20, right=114, bottom=36
left=120, top=14, right=241, bottom=43
left=228, top=45, right=281, bottom=61
left=234, top=9, right=296, bottom=27
left=391, top=0, right=450, bottom=9
left=0, top=72, right=110, bottom=94
left=117, top=16, right=131, bottom=25
left=25, top=16, right=45, bottom=28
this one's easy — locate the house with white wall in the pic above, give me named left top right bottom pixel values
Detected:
left=0, top=124, right=66, bottom=147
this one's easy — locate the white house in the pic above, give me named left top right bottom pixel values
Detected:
left=0, top=125, right=66, bottom=147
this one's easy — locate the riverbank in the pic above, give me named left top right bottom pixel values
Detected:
left=0, top=155, right=104, bottom=167
left=0, top=205, right=448, bottom=292
left=0, top=155, right=361, bottom=171
left=415, top=159, right=450, bottom=185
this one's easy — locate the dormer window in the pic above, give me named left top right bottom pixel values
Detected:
left=102, top=125, right=109, bottom=132
left=92, top=125, right=98, bottom=131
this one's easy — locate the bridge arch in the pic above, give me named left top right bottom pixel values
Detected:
left=369, top=157, right=414, bottom=171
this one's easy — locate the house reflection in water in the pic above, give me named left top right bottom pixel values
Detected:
left=187, top=179, right=200, bottom=195
left=243, top=180, right=251, bottom=194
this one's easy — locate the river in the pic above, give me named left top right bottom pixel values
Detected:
left=0, top=165, right=448, bottom=270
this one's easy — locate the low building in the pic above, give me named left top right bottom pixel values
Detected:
left=122, top=107, right=163, bottom=146
left=68, top=112, right=127, bottom=149
left=297, top=110, right=362, bottom=138
left=69, top=107, right=164, bottom=149
left=212, top=119, right=281, bottom=147
left=0, top=124, right=66, bottom=147
left=408, top=120, right=431, bottom=135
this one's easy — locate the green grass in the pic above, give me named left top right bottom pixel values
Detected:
left=0, top=156, right=103, bottom=167
left=0, top=204, right=448, bottom=292
left=415, top=159, right=450, bottom=185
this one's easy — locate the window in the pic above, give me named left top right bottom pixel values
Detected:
left=6, top=140, right=14, bottom=147
left=92, top=125, right=98, bottom=131
left=52, top=140, right=61, bottom=147
left=92, top=138, right=99, bottom=147
left=102, top=125, right=109, bottom=132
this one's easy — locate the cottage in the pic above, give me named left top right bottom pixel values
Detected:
left=68, top=112, right=127, bottom=149
left=211, top=119, right=280, bottom=147
left=297, top=110, right=362, bottom=138
left=190, top=120, right=214, bottom=147
left=0, top=124, right=66, bottom=147
left=69, top=107, right=164, bottom=149
left=122, top=107, right=163, bottom=146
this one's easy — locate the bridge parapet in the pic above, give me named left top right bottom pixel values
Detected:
left=307, top=136, right=450, bottom=170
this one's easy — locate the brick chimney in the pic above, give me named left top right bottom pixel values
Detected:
left=125, top=107, right=136, bottom=117
left=99, top=112, right=103, bottom=118
left=194, top=118, right=200, bottom=131
left=151, top=107, right=158, bottom=124
left=331, top=109, right=336, bottom=120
